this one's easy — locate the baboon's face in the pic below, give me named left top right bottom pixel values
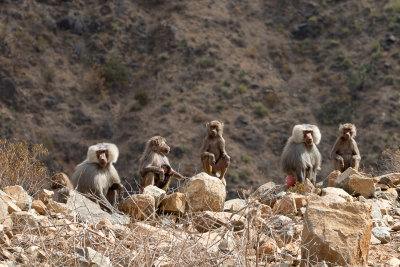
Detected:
left=208, top=123, right=221, bottom=137
left=153, top=138, right=170, bottom=154
left=303, top=130, right=314, bottom=145
left=96, top=149, right=108, bottom=168
left=343, top=128, right=352, bottom=140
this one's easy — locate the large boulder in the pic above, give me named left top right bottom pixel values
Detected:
left=67, top=191, right=129, bottom=225
left=301, top=200, right=372, bottom=266
left=321, top=187, right=352, bottom=202
left=159, top=192, right=186, bottom=214
left=180, top=172, right=226, bottom=212
left=335, top=168, right=375, bottom=198
left=272, top=193, right=297, bottom=218
left=143, top=185, right=166, bottom=207
left=252, top=182, right=276, bottom=199
left=224, top=199, right=247, bottom=212
left=327, top=170, right=341, bottom=187
left=118, top=194, right=155, bottom=221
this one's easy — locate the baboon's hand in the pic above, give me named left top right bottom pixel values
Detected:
left=336, top=155, right=344, bottom=161
left=223, top=154, right=230, bottom=161
left=210, top=155, right=216, bottom=164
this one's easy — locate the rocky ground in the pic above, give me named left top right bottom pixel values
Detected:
left=1, top=0, right=400, bottom=199
left=0, top=169, right=399, bottom=266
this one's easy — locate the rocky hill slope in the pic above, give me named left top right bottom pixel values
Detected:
left=1, top=0, right=400, bottom=197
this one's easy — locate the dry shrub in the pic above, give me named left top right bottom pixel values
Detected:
left=0, top=139, right=49, bottom=194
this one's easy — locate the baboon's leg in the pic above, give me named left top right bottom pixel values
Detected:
left=214, top=157, right=230, bottom=184
left=160, top=179, right=171, bottom=192
left=142, top=172, right=156, bottom=190
left=202, top=157, right=213, bottom=175
left=106, top=189, right=117, bottom=207
left=333, top=159, right=344, bottom=172
left=351, top=158, right=360, bottom=171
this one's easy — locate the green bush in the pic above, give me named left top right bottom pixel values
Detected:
left=254, top=103, right=268, bottom=118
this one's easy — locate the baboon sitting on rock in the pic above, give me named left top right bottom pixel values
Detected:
left=200, top=120, right=230, bottom=186
left=280, top=124, right=322, bottom=186
left=330, top=123, right=361, bottom=172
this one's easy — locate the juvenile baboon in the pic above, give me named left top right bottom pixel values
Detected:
left=280, top=124, right=322, bottom=185
left=139, top=136, right=186, bottom=191
left=70, top=143, right=121, bottom=212
left=200, top=120, right=230, bottom=186
left=330, top=123, right=361, bottom=172
left=50, top=172, right=73, bottom=203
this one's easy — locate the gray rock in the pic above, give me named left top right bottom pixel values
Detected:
left=67, top=191, right=129, bottom=225
left=371, top=203, right=383, bottom=220
left=372, top=227, right=391, bottom=244
left=75, top=247, right=110, bottom=267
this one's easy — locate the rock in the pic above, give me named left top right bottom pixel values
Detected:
left=382, top=215, right=394, bottom=226
left=370, top=234, right=381, bottom=245
left=0, top=232, right=10, bottom=247
left=372, top=227, right=391, bottom=244
left=272, top=193, right=297, bottom=217
left=388, top=257, right=400, bottom=267
left=143, top=185, right=166, bottom=207
left=301, top=200, right=372, bottom=266
left=327, top=170, right=341, bottom=187
left=370, top=202, right=383, bottom=220
left=3, top=186, right=32, bottom=211
left=0, top=199, right=9, bottom=220
left=33, top=189, right=54, bottom=205
left=118, top=194, right=155, bottom=221
left=321, top=187, right=352, bottom=202
left=75, top=247, right=111, bottom=267
left=303, top=178, right=316, bottom=194
left=11, top=211, right=40, bottom=234
left=68, top=191, right=129, bottom=225
left=0, top=76, right=16, bottom=105
left=159, top=192, right=186, bottom=214
left=374, top=199, right=392, bottom=215
left=192, top=211, right=246, bottom=233
left=376, top=188, right=398, bottom=201
left=374, top=173, right=400, bottom=185
left=47, top=200, right=71, bottom=214
left=180, top=172, right=226, bottom=212
left=258, top=236, right=277, bottom=255
left=292, top=194, right=308, bottom=209
left=335, top=168, right=375, bottom=198
left=319, top=194, right=346, bottom=204
left=0, top=196, right=21, bottom=213
left=392, top=223, right=400, bottom=231
left=32, top=200, right=47, bottom=215
left=224, top=199, right=247, bottom=212
left=218, top=233, right=236, bottom=253
left=269, top=215, right=293, bottom=229
left=27, top=246, right=47, bottom=261
left=252, top=182, right=276, bottom=199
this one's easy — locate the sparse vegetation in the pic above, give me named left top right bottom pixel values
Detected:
left=99, top=57, right=128, bottom=89
left=0, top=140, right=49, bottom=194
left=199, top=57, right=215, bottom=69
left=254, top=103, right=268, bottom=118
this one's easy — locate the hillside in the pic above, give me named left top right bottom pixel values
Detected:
left=0, top=0, right=400, bottom=197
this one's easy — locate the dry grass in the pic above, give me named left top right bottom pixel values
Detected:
left=380, top=148, right=400, bottom=172
left=0, top=139, right=49, bottom=194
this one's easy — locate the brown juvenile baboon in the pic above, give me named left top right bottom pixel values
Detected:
left=139, top=136, right=186, bottom=191
left=200, top=120, right=230, bottom=186
left=50, top=172, right=73, bottom=203
left=70, top=143, right=122, bottom=212
left=280, top=124, right=322, bottom=185
left=330, top=123, right=361, bottom=172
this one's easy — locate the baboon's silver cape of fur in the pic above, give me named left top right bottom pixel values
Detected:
left=281, top=124, right=322, bottom=174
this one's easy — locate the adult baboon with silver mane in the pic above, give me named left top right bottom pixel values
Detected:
left=71, top=143, right=122, bottom=212
left=330, top=123, right=361, bottom=172
left=280, top=124, right=322, bottom=185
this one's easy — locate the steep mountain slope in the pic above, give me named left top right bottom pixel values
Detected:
left=0, top=0, right=399, bottom=198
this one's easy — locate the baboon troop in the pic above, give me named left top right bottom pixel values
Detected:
left=50, top=172, right=73, bottom=203
left=56, top=121, right=362, bottom=208
left=139, top=136, right=186, bottom=191
left=330, top=123, right=361, bottom=172
left=70, top=143, right=122, bottom=213
left=200, top=120, right=230, bottom=186
left=280, top=124, right=322, bottom=185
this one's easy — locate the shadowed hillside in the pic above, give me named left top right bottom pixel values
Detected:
left=0, top=0, right=399, bottom=198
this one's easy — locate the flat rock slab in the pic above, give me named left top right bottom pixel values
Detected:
left=67, top=191, right=129, bottom=225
